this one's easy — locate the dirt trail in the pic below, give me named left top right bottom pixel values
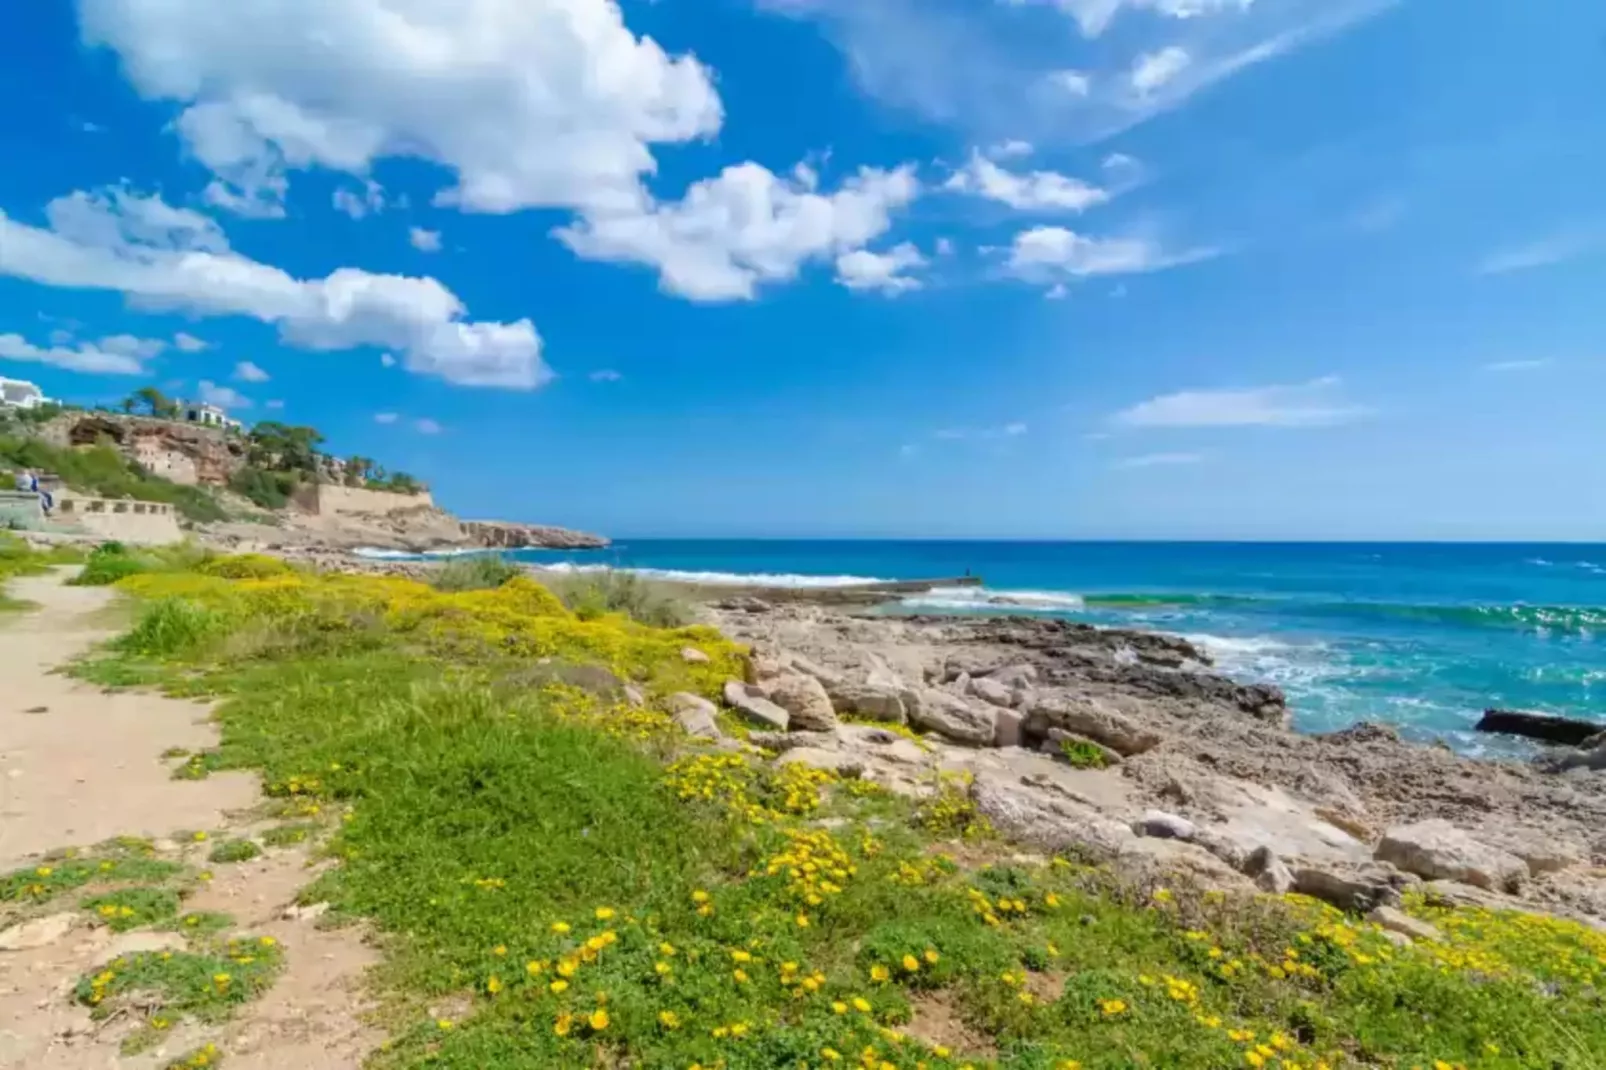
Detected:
left=0, top=573, right=379, bottom=1069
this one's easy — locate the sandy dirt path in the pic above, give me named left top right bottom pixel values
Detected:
left=0, top=572, right=380, bottom=1069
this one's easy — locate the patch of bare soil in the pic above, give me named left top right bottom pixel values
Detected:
left=903, top=991, right=998, bottom=1061
left=0, top=574, right=381, bottom=1070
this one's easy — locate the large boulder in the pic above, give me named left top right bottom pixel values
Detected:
left=668, top=693, right=721, bottom=740
left=1025, top=696, right=1163, bottom=757
left=764, top=672, right=839, bottom=732
left=825, top=680, right=908, bottom=725
left=1375, top=820, right=1526, bottom=892
left=723, top=680, right=790, bottom=732
left=907, top=688, right=997, bottom=746
left=970, top=774, right=1135, bottom=859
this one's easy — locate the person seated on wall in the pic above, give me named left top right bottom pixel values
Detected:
left=15, top=468, right=54, bottom=514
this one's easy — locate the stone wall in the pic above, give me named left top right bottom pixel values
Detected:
left=293, top=482, right=435, bottom=516
left=54, top=494, right=184, bottom=545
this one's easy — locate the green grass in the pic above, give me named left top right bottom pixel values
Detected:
left=1057, top=738, right=1111, bottom=770
left=63, top=559, right=1606, bottom=1070
left=431, top=554, right=523, bottom=592
left=207, top=839, right=262, bottom=864
left=75, top=936, right=284, bottom=1027
left=261, top=822, right=321, bottom=848
left=1, top=839, right=184, bottom=904
left=83, top=886, right=183, bottom=931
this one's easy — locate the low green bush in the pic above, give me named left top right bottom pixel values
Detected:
left=541, top=568, right=695, bottom=628
left=431, top=554, right=522, bottom=592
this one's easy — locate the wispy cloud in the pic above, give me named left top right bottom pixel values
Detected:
left=197, top=379, right=251, bottom=409
left=233, top=360, right=270, bottom=382
left=172, top=331, right=209, bottom=352
left=1006, top=225, right=1217, bottom=287
left=757, top=0, right=1394, bottom=145
left=374, top=412, right=400, bottom=425
left=589, top=369, right=624, bottom=382
left=1483, top=358, right=1552, bottom=372
left=1477, top=227, right=1604, bottom=275
left=1112, top=376, right=1369, bottom=428
left=1112, top=451, right=1205, bottom=469
left=934, top=421, right=1029, bottom=441
left=414, top=417, right=443, bottom=434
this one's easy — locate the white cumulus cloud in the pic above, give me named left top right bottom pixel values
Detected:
left=1112, top=376, right=1369, bottom=428
left=173, top=331, right=209, bottom=352
left=409, top=227, right=443, bottom=253
left=945, top=151, right=1108, bottom=212
left=557, top=162, right=920, bottom=301
left=0, top=333, right=149, bottom=374
left=0, top=186, right=550, bottom=389
left=413, top=417, right=443, bottom=434
left=78, top=0, right=724, bottom=218
left=835, top=242, right=927, bottom=295
left=233, top=360, right=270, bottom=382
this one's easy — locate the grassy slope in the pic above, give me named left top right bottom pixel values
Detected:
left=1, top=434, right=227, bottom=523
left=9, top=552, right=1604, bottom=1069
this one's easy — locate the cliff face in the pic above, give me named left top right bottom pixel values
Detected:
left=461, top=520, right=609, bottom=550
left=52, top=414, right=244, bottom=487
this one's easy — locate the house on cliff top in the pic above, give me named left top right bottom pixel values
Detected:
left=1, top=375, right=52, bottom=410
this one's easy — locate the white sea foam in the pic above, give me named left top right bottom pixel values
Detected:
left=533, top=562, right=889, bottom=588
left=899, top=586, right=1087, bottom=613
left=352, top=546, right=499, bottom=560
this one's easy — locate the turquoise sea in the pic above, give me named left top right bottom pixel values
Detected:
left=368, top=541, right=1606, bottom=752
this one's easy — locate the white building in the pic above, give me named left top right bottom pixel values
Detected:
left=0, top=376, right=52, bottom=410
left=181, top=401, right=243, bottom=432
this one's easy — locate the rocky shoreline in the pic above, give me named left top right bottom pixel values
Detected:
left=702, top=598, right=1606, bottom=927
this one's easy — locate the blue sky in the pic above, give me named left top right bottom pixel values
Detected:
left=1, top=0, right=1602, bottom=540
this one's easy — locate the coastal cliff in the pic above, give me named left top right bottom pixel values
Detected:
left=461, top=519, right=609, bottom=550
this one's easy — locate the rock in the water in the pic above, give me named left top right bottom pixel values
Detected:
left=1133, top=810, right=1197, bottom=841
left=1475, top=708, right=1604, bottom=746
left=669, top=693, right=721, bottom=740
left=765, top=672, right=839, bottom=732
left=993, top=708, right=1024, bottom=748
left=1026, top=697, right=1162, bottom=757
left=1369, top=905, right=1442, bottom=943
left=907, top=688, right=997, bottom=746
left=681, top=647, right=712, bottom=665
left=826, top=680, right=908, bottom=725
left=0, top=912, right=77, bottom=951
left=1375, top=820, right=1527, bottom=892
left=967, top=675, right=1019, bottom=709
left=723, top=680, right=790, bottom=732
